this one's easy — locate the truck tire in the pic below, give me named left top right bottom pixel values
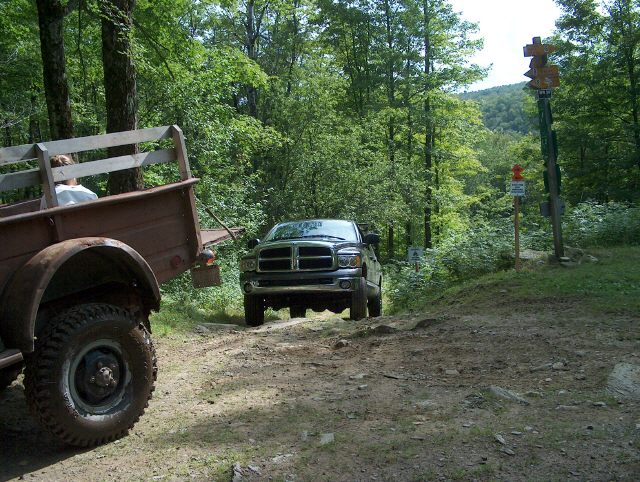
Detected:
left=0, top=365, right=22, bottom=391
left=244, top=295, right=265, bottom=327
left=290, top=306, right=306, bottom=318
left=368, top=285, right=382, bottom=317
left=350, top=277, right=368, bottom=321
left=23, top=303, right=156, bottom=447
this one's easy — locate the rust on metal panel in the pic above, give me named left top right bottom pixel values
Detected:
left=0, top=179, right=198, bottom=227
left=0, top=199, right=41, bottom=218
left=0, top=237, right=160, bottom=353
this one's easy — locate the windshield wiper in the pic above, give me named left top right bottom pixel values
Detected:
left=299, top=235, right=346, bottom=240
left=272, top=234, right=346, bottom=241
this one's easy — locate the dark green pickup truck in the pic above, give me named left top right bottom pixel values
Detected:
left=239, top=219, right=382, bottom=325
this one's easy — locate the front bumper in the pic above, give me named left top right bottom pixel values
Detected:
left=240, top=267, right=362, bottom=295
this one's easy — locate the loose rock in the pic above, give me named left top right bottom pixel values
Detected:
left=494, top=434, right=507, bottom=445
left=556, top=405, right=579, bottom=411
left=232, top=463, right=244, bottom=482
left=413, top=318, right=439, bottom=330
left=320, top=433, right=335, bottom=445
left=607, top=363, right=640, bottom=400
left=488, top=385, right=530, bottom=405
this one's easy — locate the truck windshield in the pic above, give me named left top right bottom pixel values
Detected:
left=265, top=220, right=358, bottom=242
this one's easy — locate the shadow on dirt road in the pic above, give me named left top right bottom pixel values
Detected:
left=0, top=382, right=85, bottom=482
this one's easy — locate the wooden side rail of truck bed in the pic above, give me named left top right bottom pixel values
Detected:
left=0, top=125, right=241, bottom=293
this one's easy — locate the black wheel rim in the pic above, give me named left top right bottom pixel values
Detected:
left=67, top=339, right=130, bottom=415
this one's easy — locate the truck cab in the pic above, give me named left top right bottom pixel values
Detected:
left=239, top=219, right=382, bottom=325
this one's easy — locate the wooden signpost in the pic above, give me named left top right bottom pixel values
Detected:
left=524, top=36, right=564, bottom=259
left=510, top=164, right=525, bottom=272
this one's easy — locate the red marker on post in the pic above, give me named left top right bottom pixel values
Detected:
left=510, top=165, right=525, bottom=271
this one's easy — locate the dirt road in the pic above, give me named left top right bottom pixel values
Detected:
left=1, top=292, right=639, bottom=481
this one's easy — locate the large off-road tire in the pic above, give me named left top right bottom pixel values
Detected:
left=368, top=283, right=382, bottom=318
left=350, top=277, right=368, bottom=321
left=24, top=303, right=156, bottom=447
left=244, top=295, right=265, bottom=327
left=290, top=306, right=306, bottom=318
left=0, top=365, right=22, bottom=392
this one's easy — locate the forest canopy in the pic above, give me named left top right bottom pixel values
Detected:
left=1, top=0, right=638, bottom=267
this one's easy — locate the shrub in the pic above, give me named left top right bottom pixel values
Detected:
left=564, top=201, right=640, bottom=247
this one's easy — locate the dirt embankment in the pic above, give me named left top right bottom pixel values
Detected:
left=1, top=293, right=639, bottom=481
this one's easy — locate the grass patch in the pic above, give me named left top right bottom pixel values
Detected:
left=150, top=302, right=243, bottom=336
left=424, top=246, right=640, bottom=316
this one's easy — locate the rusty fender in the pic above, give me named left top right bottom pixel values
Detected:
left=0, top=237, right=160, bottom=353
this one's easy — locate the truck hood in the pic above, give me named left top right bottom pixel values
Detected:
left=252, top=239, right=362, bottom=254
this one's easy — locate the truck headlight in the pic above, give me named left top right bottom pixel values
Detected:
left=240, top=258, right=257, bottom=272
left=338, top=254, right=361, bottom=268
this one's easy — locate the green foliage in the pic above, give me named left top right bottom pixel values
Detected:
left=386, top=218, right=513, bottom=311
left=552, top=0, right=640, bottom=204
left=2, top=0, right=639, bottom=320
left=564, top=201, right=640, bottom=247
left=460, top=83, right=532, bottom=134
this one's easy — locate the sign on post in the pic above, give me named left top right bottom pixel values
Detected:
left=524, top=36, right=565, bottom=258
left=407, top=247, right=424, bottom=263
left=523, top=43, right=557, bottom=56
left=510, top=180, right=526, bottom=197
left=511, top=164, right=524, bottom=272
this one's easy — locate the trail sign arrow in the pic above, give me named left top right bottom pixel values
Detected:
left=523, top=43, right=557, bottom=57
left=525, top=66, right=559, bottom=78
left=530, top=56, right=548, bottom=68
left=528, top=76, right=560, bottom=89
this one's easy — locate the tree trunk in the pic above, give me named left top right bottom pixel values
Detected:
left=101, top=0, right=143, bottom=194
left=244, top=0, right=265, bottom=119
left=387, top=224, right=394, bottom=259
left=423, top=0, right=433, bottom=249
left=35, top=0, right=74, bottom=140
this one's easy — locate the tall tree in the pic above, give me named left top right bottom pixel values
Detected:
left=416, top=0, right=484, bottom=247
left=101, top=0, right=142, bottom=193
left=553, top=0, right=640, bottom=201
left=35, top=0, right=77, bottom=140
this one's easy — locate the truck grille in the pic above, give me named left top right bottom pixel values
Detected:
left=258, top=247, right=292, bottom=271
left=258, top=245, right=334, bottom=272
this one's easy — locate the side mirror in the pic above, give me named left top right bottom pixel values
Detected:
left=247, top=238, right=260, bottom=249
left=363, top=233, right=380, bottom=245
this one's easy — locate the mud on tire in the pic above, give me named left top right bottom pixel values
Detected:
left=368, top=286, right=382, bottom=318
left=350, top=277, right=368, bottom=321
left=290, top=306, right=306, bottom=319
left=244, top=295, right=265, bottom=327
left=24, top=303, right=157, bottom=447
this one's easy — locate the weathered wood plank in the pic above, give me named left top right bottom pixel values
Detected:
left=1, top=149, right=176, bottom=193
left=37, top=144, right=57, bottom=209
left=171, top=125, right=192, bottom=180
left=0, top=144, right=36, bottom=166
left=0, top=125, right=173, bottom=166
left=0, top=169, right=40, bottom=193
left=52, top=148, right=176, bottom=182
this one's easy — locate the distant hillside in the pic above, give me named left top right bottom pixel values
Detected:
left=461, top=83, right=532, bottom=134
